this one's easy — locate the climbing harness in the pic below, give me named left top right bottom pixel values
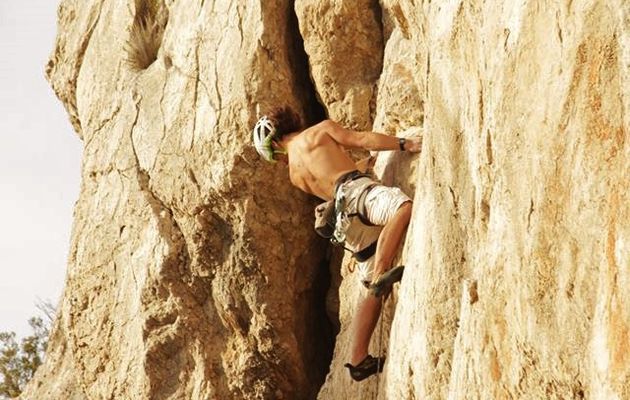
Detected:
left=332, top=189, right=348, bottom=244
left=313, top=170, right=379, bottom=259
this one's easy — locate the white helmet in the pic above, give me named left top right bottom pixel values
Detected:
left=252, top=116, right=280, bottom=162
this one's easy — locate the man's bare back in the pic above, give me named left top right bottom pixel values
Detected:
left=276, top=120, right=421, bottom=201
left=284, top=121, right=357, bottom=200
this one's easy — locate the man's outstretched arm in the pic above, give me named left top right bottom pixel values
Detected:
left=323, top=119, right=421, bottom=152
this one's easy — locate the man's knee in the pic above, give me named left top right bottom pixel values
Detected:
left=396, top=201, right=413, bottom=222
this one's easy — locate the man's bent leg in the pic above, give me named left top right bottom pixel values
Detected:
left=350, top=201, right=412, bottom=365
left=372, top=201, right=412, bottom=278
left=350, top=294, right=382, bottom=365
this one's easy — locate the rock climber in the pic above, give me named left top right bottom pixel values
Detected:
left=252, top=106, right=421, bottom=381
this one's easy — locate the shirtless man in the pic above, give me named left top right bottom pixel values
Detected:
left=252, top=107, right=421, bottom=381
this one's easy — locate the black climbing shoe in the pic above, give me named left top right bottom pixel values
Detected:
left=369, top=265, right=405, bottom=297
left=344, top=354, right=386, bottom=382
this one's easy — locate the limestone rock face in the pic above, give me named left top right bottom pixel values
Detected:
left=28, top=1, right=329, bottom=399
left=25, top=0, right=628, bottom=399
left=295, top=0, right=383, bottom=130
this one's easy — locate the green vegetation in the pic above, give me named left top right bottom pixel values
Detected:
left=0, top=302, right=53, bottom=400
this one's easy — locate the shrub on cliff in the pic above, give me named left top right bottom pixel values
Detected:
left=0, top=303, right=53, bottom=400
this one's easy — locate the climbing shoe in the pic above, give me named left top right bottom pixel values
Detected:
left=369, top=265, right=405, bottom=297
left=344, top=354, right=386, bottom=382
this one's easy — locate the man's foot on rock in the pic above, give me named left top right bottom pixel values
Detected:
left=369, top=265, right=405, bottom=297
left=344, top=354, right=386, bottom=382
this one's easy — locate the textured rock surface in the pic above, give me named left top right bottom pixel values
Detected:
left=25, top=0, right=628, bottom=399
left=26, top=1, right=330, bottom=399
left=295, top=0, right=383, bottom=130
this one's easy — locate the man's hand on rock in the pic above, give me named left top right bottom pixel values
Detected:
left=404, top=137, right=422, bottom=152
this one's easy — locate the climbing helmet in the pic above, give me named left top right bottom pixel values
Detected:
left=252, top=115, right=286, bottom=163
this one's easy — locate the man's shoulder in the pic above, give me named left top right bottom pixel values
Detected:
left=303, top=119, right=335, bottom=133
left=303, top=119, right=342, bottom=139
left=297, top=120, right=331, bottom=142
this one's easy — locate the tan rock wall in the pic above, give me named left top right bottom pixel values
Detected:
left=300, top=1, right=629, bottom=399
left=295, top=0, right=383, bottom=130
left=26, top=1, right=330, bottom=399
left=385, top=1, right=629, bottom=399
left=24, top=0, right=628, bottom=399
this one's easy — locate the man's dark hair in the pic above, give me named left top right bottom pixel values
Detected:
left=267, top=106, right=302, bottom=139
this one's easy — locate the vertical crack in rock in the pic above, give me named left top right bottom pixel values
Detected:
left=191, top=41, right=201, bottom=149
left=280, top=2, right=333, bottom=394
left=128, top=92, right=205, bottom=400
left=294, top=0, right=384, bottom=129
left=128, top=93, right=192, bottom=280
left=368, top=0, right=385, bottom=122
left=287, top=2, right=327, bottom=125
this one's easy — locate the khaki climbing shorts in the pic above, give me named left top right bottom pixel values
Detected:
left=336, top=176, right=411, bottom=285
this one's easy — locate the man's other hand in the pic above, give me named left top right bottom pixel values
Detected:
left=356, top=155, right=376, bottom=173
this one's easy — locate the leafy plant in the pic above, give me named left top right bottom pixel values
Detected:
left=0, top=302, right=53, bottom=399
